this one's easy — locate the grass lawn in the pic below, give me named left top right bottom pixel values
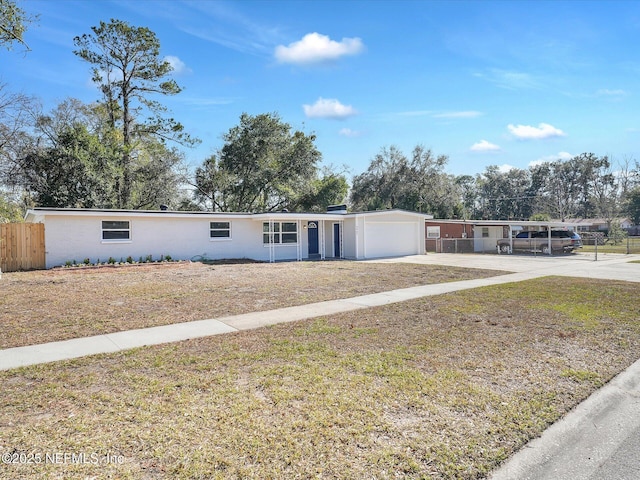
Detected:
left=0, top=261, right=502, bottom=349
left=580, top=236, right=640, bottom=254
left=1, top=275, right=639, bottom=479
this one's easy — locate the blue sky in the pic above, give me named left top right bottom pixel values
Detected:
left=5, top=0, right=640, bottom=177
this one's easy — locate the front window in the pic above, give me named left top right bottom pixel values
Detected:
left=210, top=221, right=231, bottom=239
left=263, top=221, right=297, bottom=244
left=102, top=220, right=130, bottom=241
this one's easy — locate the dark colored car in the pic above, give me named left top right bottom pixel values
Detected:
left=497, top=230, right=582, bottom=254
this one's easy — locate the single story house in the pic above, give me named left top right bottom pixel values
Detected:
left=24, top=207, right=431, bottom=269
left=560, top=218, right=633, bottom=232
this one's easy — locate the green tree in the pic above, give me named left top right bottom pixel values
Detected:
left=624, top=188, right=640, bottom=225
left=194, top=113, right=322, bottom=212
left=128, top=139, right=186, bottom=209
left=0, top=190, right=23, bottom=222
left=350, top=145, right=455, bottom=216
left=16, top=98, right=185, bottom=209
left=73, top=19, right=198, bottom=208
left=295, top=168, right=349, bottom=212
left=193, top=153, right=233, bottom=212
left=0, top=0, right=37, bottom=51
left=19, top=123, right=116, bottom=207
left=540, top=159, right=582, bottom=221
left=454, top=174, right=477, bottom=219
left=475, top=166, right=532, bottom=220
left=529, top=213, right=551, bottom=222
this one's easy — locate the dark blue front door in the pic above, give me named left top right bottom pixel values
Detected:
left=333, top=223, right=341, bottom=258
left=308, top=221, right=319, bottom=256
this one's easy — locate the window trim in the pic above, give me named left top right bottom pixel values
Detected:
left=426, top=226, right=440, bottom=239
left=209, top=221, right=232, bottom=241
left=263, top=221, right=298, bottom=245
left=101, top=220, right=131, bottom=243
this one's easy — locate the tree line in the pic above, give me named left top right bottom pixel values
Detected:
left=1, top=3, right=639, bottom=227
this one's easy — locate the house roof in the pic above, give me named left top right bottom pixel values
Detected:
left=24, top=207, right=433, bottom=222
left=560, top=217, right=632, bottom=225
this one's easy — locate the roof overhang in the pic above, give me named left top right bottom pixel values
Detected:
left=424, top=219, right=591, bottom=228
left=25, top=207, right=434, bottom=222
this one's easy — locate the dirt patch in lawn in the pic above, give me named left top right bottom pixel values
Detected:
left=1, top=276, right=639, bottom=479
left=0, top=260, right=503, bottom=348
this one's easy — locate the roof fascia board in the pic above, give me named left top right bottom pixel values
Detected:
left=425, top=219, right=591, bottom=227
left=25, top=208, right=253, bottom=220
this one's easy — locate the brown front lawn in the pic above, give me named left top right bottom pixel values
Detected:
left=0, top=261, right=503, bottom=348
left=1, top=276, right=639, bottom=479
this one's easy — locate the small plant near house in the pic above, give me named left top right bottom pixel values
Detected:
left=145, top=254, right=153, bottom=263
left=83, top=258, right=91, bottom=265
left=164, top=254, right=172, bottom=262
left=108, top=257, right=116, bottom=265
left=607, top=223, right=628, bottom=245
left=64, top=260, right=73, bottom=267
left=126, top=256, right=134, bottom=264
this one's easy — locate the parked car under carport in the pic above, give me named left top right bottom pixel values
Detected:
left=497, top=230, right=583, bottom=254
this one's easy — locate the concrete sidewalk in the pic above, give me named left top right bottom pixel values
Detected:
left=3, top=252, right=637, bottom=371
left=490, top=357, right=640, bottom=480
left=0, top=270, right=539, bottom=371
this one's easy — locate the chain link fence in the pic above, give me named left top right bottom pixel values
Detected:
left=579, top=234, right=640, bottom=254
left=427, top=235, right=640, bottom=255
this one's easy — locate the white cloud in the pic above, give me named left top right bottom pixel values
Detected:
left=498, top=164, right=516, bottom=173
left=303, top=98, right=357, bottom=119
left=470, top=140, right=501, bottom=152
left=597, top=88, right=626, bottom=97
left=475, top=69, right=541, bottom=90
left=396, top=110, right=433, bottom=117
left=529, top=151, right=573, bottom=167
left=338, top=128, right=362, bottom=137
left=181, top=96, right=235, bottom=107
left=164, top=55, right=190, bottom=74
left=433, top=111, right=483, bottom=119
left=508, top=123, right=566, bottom=139
left=275, top=32, right=364, bottom=64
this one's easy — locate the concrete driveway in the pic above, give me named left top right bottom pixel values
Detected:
left=369, top=252, right=640, bottom=283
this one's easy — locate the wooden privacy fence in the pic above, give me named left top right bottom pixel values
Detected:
left=0, top=223, right=46, bottom=272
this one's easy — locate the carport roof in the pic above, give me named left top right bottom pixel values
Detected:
left=425, top=219, right=591, bottom=229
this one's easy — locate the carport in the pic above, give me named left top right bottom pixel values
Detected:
left=425, top=219, right=587, bottom=254
left=491, top=220, right=587, bottom=255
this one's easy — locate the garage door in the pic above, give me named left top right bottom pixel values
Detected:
left=365, top=221, right=419, bottom=258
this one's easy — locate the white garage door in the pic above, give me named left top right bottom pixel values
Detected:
left=365, top=221, right=419, bottom=258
